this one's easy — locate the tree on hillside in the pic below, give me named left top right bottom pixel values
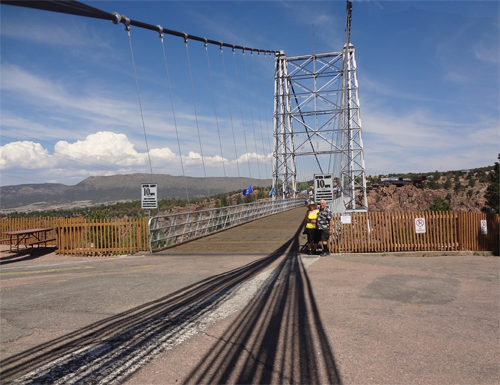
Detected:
left=429, top=197, right=452, bottom=212
left=482, top=154, right=499, bottom=214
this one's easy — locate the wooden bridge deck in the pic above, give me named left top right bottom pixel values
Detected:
left=158, top=207, right=307, bottom=255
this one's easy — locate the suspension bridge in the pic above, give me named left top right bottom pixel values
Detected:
left=2, top=0, right=367, bottom=247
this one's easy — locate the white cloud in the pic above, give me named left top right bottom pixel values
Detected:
left=0, top=141, right=55, bottom=169
left=55, top=131, right=143, bottom=166
left=473, top=39, right=500, bottom=64
left=362, top=109, right=499, bottom=175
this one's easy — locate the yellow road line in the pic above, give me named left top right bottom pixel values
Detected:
left=103, top=265, right=156, bottom=273
left=0, top=280, right=68, bottom=291
left=0, top=266, right=94, bottom=276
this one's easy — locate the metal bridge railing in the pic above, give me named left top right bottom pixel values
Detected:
left=148, top=199, right=305, bottom=252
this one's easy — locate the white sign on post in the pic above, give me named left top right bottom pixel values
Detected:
left=314, top=174, right=334, bottom=202
left=340, top=213, right=351, bottom=224
left=141, top=183, right=158, bottom=209
left=415, top=217, right=426, bottom=234
left=480, top=220, right=487, bottom=235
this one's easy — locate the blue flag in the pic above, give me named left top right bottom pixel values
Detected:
left=268, top=188, right=275, bottom=196
left=284, top=189, right=290, bottom=196
left=301, top=190, right=307, bottom=194
left=242, top=185, right=253, bottom=196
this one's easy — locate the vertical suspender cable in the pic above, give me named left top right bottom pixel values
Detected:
left=251, top=52, right=269, bottom=180
left=233, top=48, right=252, bottom=178
left=243, top=51, right=261, bottom=180
left=205, top=41, right=230, bottom=204
left=124, top=22, right=153, bottom=176
left=185, top=37, right=212, bottom=205
left=256, top=54, right=272, bottom=184
left=220, top=46, right=241, bottom=179
left=264, top=54, right=275, bottom=173
left=158, top=27, right=191, bottom=210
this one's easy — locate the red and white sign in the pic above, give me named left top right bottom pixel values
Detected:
left=480, top=220, right=487, bottom=235
left=415, top=218, right=426, bottom=234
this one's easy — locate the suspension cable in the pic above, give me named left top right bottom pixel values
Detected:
left=204, top=42, right=226, bottom=178
left=205, top=41, right=231, bottom=205
left=251, top=52, right=269, bottom=180
left=233, top=48, right=252, bottom=178
left=185, top=36, right=212, bottom=204
left=158, top=26, right=191, bottom=210
left=123, top=20, right=153, bottom=176
left=2, top=0, right=279, bottom=55
left=243, top=51, right=261, bottom=180
left=220, top=46, right=241, bottom=178
left=264, top=54, right=276, bottom=174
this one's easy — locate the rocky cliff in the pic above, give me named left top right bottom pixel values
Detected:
left=367, top=181, right=488, bottom=213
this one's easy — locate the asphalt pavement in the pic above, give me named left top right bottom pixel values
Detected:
left=0, top=207, right=498, bottom=384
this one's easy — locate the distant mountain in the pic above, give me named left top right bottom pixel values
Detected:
left=0, top=174, right=272, bottom=210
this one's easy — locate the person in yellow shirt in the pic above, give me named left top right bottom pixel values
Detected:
left=303, top=201, right=319, bottom=255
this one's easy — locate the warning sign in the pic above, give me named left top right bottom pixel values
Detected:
left=314, top=174, right=334, bottom=202
left=141, top=183, right=158, bottom=209
left=480, top=220, right=487, bottom=235
left=415, top=218, right=426, bottom=234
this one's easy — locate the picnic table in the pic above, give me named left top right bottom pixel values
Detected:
left=1, top=228, right=55, bottom=253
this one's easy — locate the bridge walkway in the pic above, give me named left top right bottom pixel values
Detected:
left=158, top=206, right=308, bottom=255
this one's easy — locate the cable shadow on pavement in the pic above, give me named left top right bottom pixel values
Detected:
left=0, top=232, right=296, bottom=384
left=183, top=225, right=342, bottom=385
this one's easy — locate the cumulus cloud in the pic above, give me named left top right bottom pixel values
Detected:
left=55, top=132, right=144, bottom=166
left=0, top=131, right=271, bottom=181
left=0, top=141, right=55, bottom=169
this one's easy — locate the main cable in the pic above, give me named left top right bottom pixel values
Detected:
left=1, top=0, right=279, bottom=55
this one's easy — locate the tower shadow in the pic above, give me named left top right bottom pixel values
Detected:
left=1, top=229, right=296, bottom=384
left=183, top=226, right=342, bottom=384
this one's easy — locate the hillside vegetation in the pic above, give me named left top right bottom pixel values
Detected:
left=2, top=160, right=498, bottom=219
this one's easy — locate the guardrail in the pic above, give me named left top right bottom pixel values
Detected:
left=148, top=199, right=305, bottom=252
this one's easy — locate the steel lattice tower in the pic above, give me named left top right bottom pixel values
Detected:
left=272, top=1, right=367, bottom=212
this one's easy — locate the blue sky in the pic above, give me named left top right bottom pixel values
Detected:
left=1, top=1, right=498, bottom=187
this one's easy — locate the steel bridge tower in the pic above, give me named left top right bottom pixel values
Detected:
left=271, top=1, right=367, bottom=212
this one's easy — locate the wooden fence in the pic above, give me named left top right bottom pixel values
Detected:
left=0, top=212, right=498, bottom=255
left=329, top=211, right=499, bottom=253
left=56, top=218, right=149, bottom=256
left=0, top=217, right=85, bottom=246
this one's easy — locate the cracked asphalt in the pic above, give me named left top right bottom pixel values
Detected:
left=1, top=207, right=499, bottom=384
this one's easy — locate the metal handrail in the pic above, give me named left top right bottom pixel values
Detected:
left=148, top=199, right=304, bottom=252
